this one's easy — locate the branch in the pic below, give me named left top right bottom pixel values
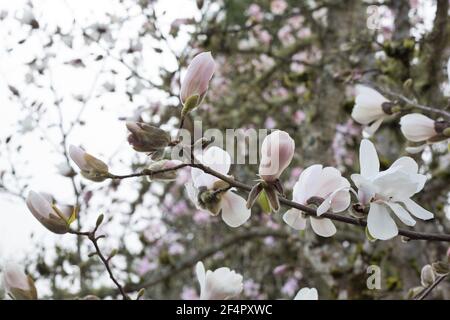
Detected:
left=69, top=228, right=129, bottom=300
left=414, top=274, right=448, bottom=300
left=109, top=161, right=450, bottom=242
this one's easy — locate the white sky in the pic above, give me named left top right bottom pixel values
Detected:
left=0, top=0, right=199, bottom=263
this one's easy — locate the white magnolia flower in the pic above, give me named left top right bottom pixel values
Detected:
left=351, top=139, right=433, bottom=240
left=294, top=287, right=318, bottom=300
left=283, top=164, right=351, bottom=237
left=187, top=146, right=251, bottom=227
left=196, top=261, right=243, bottom=300
left=2, top=262, right=37, bottom=300
left=400, top=113, right=437, bottom=142
left=351, top=85, right=391, bottom=135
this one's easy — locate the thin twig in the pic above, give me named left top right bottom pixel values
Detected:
left=69, top=229, right=129, bottom=300
left=415, top=274, right=447, bottom=300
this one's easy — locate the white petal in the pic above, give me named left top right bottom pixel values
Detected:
left=359, top=139, right=380, bottom=178
left=185, top=182, right=202, bottom=210
left=196, top=261, right=206, bottom=294
left=363, top=117, right=384, bottom=136
left=373, top=170, right=420, bottom=200
left=402, top=198, right=434, bottom=220
left=310, top=217, right=336, bottom=237
left=220, top=192, right=251, bottom=227
left=292, top=164, right=322, bottom=204
left=367, top=203, right=398, bottom=240
left=406, top=145, right=427, bottom=154
left=315, top=167, right=343, bottom=197
left=400, top=113, right=436, bottom=142
left=294, top=287, right=318, bottom=300
left=384, top=201, right=416, bottom=226
left=317, top=186, right=351, bottom=216
left=283, top=208, right=307, bottom=230
left=191, top=167, right=218, bottom=189
left=390, top=157, right=418, bottom=174
left=198, top=146, right=231, bottom=176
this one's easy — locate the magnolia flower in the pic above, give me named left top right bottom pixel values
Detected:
left=2, top=263, right=37, bottom=300
left=259, top=130, right=295, bottom=182
left=180, top=52, right=215, bottom=115
left=400, top=113, right=437, bottom=142
left=126, top=121, right=171, bottom=153
left=283, top=165, right=350, bottom=237
left=69, top=145, right=109, bottom=182
left=195, top=261, right=243, bottom=300
left=187, top=147, right=251, bottom=227
left=351, top=85, right=392, bottom=135
left=26, top=191, right=74, bottom=234
left=294, top=287, right=318, bottom=300
left=351, top=139, right=433, bottom=240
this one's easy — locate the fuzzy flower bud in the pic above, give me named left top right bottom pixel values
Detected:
left=26, top=191, right=74, bottom=234
left=69, top=145, right=110, bottom=182
left=180, top=52, right=215, bottom=115
left=146, top=160, right=182, bottom=182
left=420, top=264, right=436, bottom=287
left=259, top=130, right=295, bottom=182
left=2, top=263, right=37, bottom=300
left=126, top=122, right=171, bottom=153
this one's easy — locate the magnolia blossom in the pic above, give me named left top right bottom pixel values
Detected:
left=351, top=139, right=433, bottom=240
left=351, top=85, right=391, bottom=135
left=69, top=145, right=109, bottom=182
left=283, top=165, right=350, bottom=237
left=2, top=263, right=37, bottom=300
left=180, top=52, right=215, bottom=112
left=270, top=0, right=287, bottom=15
left=187, top=146, right=251, bottom=227
left=400, top=113, right=437, bottom=142
left=259, top=130, right=295, bottom=182
left=26, top=191, right=73, bottom=234
left=196, top=261, right=243, bottom=300
left=294, top=287, right=318, bottom=300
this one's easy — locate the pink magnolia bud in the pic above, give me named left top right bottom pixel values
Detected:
left=259, top=130, right=295, bottom=182
left=26, top=191, right=72, bottom=234
left=2, top=262, right=37, bottom=300
left=69, top=145, right=109, bottom=182
left=180, top=52, right=215, bottom=113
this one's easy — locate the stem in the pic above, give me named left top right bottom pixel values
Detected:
left=69, top=229, right=129, bottom=300
left=415, top=274, right=447, bottom=300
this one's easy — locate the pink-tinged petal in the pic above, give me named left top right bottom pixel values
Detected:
left=26, top=191, right=53, bottom=219
left=180, top=52, right=216, bottom=103
left=220, top=192, right=251, bottom=228
left=367, top=203, right=398, bottom=240
left=69, top=145, right=89, bottom=171
left=283, top=208, right=307, bottom=230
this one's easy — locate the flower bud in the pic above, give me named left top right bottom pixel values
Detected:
left=400, top=113, right=437, bottom=142
left=26, top=191, right=73, bottom=234
left=420, top=264, right=436, bottom=287
left=2, top=263, right=37, bottom=300
left=69, top=145, right=110, bottom=182
left=180, top=52, right=215, bottom=115
left=258, top=130, right=295, bottom=182
left=146, top=160, right=182, bottom=182
left=126, top=122, right=171, bottom=153
left=196, top=261, right=243, bottom=300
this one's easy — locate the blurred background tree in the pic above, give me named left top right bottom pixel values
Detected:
left=0, top=0, right=449, bottom=300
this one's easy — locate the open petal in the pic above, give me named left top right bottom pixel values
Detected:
left=196, top=261, right=206, bottom=293
left=359, top=139, right=380, bottom=178
left=402, top=198, right=434, bottom=220
left=310, top=217, right=336, bottom=237
left=384, top=201, right=416, bottom=226
left=292, top=164, right=322, bottom=204
left=373, top=170, right=420, bottom=200
left=185, top=182, right=202, bottom=210
left=191, top=167, right=218, bottom=189
left=198, top=146, right=231, bottom=175
left=367, top=203, right=398, bottom=240
left=363, top=117, right=384, bottom=136
left=294, top=287, right=318, bottom=300
left=283, top=208, right=307, bottom=230
left=220, top=192, right=251, bottom=228
left=390, top=157, right=418, bottom=174
left=316, top=167, right=343, bottom=197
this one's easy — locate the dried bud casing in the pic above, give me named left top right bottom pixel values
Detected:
left=126, top=122, right=171, bottom=153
